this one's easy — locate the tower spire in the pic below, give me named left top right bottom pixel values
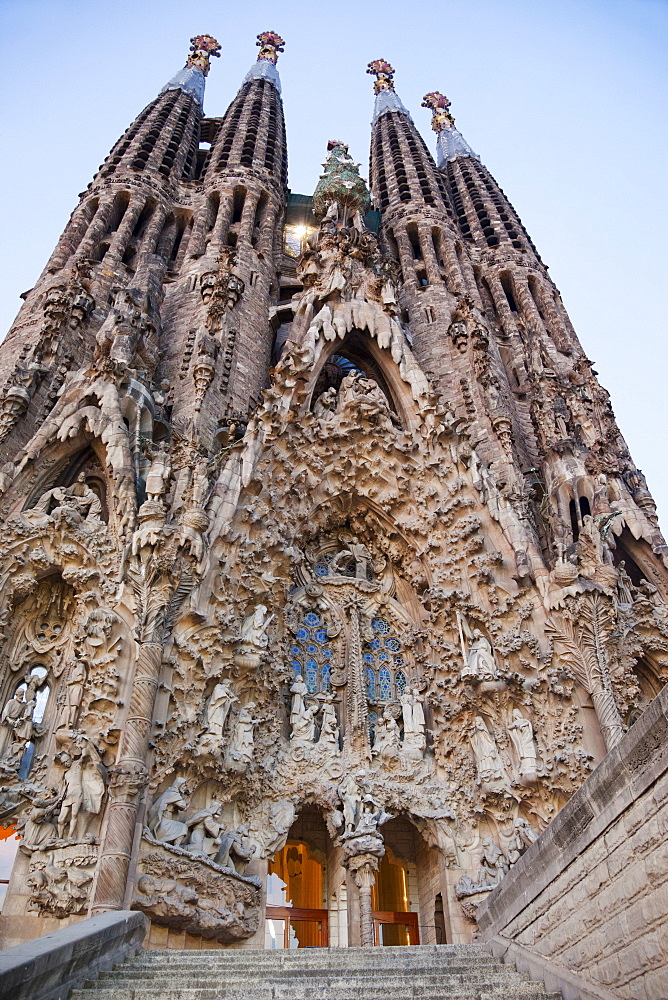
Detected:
left=242, top=30, right=285, bottom=92
left=160, top=34, right=222, bottom=108
left=366, top=59, right=411, bottom=121
left=422, top=91, right=479, bottom=166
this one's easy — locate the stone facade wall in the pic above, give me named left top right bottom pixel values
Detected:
left=477, top=683, right=668, bottom=1000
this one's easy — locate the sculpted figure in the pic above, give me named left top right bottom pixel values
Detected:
left=56, top=741, right=106, bottom=841
left=145, top=445, right=171, bottom=501
left=24, top=472, right=102, bottom=525
left=479, top=837, right=508, bottom=887
left=214, top=824, right=256, bottom=874
left=372, top=706, right=401, bottom=759
left=354, top=797, right=393, bottom=838
left=507, top=709, right=538, bottom=777
left=318, top=696, right=339, bottom=748
left=506, top=817, right=538, bottom=865
left=401, top=688, right=426, bottom=753
left=205, top=680, right=238, bottom=739
left=313, top=386, right=337, bottom=420
left=289, top=674, right=308, bottom=728
left=470, top=717, right=504, bottom=784
left=1, top=687, right=28, bottom=733
left=262, top=800, right=296, bottom=857
left=185, top=802, right=224, bottom=858
left=239, top=606, right=273, bottom=650
left=147, top=777, right=189, bottom=844
left=230, top=703, right=261, bottom=760
left=616, top=561, right=634, bottom=606
left=290, top=701, right=317, bottom=744
left=462, top=630, right=498, bottom=682
left=18, top=791, right=60, bottom=851
left=60, top=659, right=87, bottom=730
left=339, top=773, right=362, bottom=834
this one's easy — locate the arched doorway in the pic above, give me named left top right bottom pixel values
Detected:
left=265, top=806, right=338, bottom=949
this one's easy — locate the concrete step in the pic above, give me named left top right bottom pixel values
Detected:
left=72, top=944, right=562, bottom=1000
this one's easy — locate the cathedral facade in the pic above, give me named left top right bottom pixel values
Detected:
left=0, top=31, right=666, bottom=951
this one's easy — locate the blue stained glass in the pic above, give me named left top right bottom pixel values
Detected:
left=322, top=648, right=332, bottom=658
left=372, top=617, right=390, bottom=634
left=322, top=662, right=331, bottom=690
left=396, top=670, right=407, bottom=696
left=305, top=658, right=318, bottom=691
left=394, top=656, right=404, bottom=666
left=378, top=651, right=389, bottom=661
left=306, top=643, right=317, bottom=653
left=369, top=638, right=381, bottom=650
left=291, top=645, right=300, bottom=654
left=368, top=710, right=378, bottom=738
left=291, top=660, right=302, bottom=673
left=366, top=667, right=376, bottom=699
left=379, top=665, right=392, bottom=700
left=363, top=653, right=374, bottom=663
left=304, top=613, right=321, bottom=626
left=315, top=564, right=329, bottom=577
left=385, top=637, right=401, bottom=651
left=296, top=627, right=309, bottom=640
left=313, top=629, right=328, bottom=643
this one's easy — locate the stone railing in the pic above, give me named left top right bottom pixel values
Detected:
left=477, top=683, right=668, bottom=1000
left=0, top=910, right=148, bottom=1000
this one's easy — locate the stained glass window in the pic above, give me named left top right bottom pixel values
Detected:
left=290, top=611, right=335, bottom=693
left=363, top=616, right=406, bottom=705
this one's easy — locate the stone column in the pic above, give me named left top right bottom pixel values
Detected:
left=90, top=638, right=162, bottom=912
left=345, top=853, right=380, bottom=947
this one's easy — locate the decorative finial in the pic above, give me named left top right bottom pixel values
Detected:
left=256, top=31, right=285, bottom=64
left=366, top=59, right=395, bottom=94
left=186, top=35, right=222, bottom=77
left=422, top=91, right=455, bottom=132
left=312, top=140, right=371, bottom=222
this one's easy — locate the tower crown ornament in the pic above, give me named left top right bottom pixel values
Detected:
left=422, top=91, right=455, bottom=131
left=256, top=31, right=285, bottom=64
left=312, top=140, right=371, bottom=221
left=186, top=34, right=222, bottom=76
left=366, top=59, right=395, bottom=94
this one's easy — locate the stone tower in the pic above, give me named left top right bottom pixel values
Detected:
left=0, top=34, right=666, bottom=953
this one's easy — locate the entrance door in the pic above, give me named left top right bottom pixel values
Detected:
left=266, top=839, right=329, bottom=948
left=371, top=848, right=419, bottom=946
left=373, top=910, right=419, bottom=946
left=265, top=906, right=329, bottom=949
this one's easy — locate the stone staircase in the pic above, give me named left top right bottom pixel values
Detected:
left=71, top=944, right=563, bottom=999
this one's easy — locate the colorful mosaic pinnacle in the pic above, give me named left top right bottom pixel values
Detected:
left=312, top=140, right=371, bottom=221
left=366, top=59, right=395, bottom=94
left=186, top=34, right=221, bottom=76
left=422, top=91, right=456, bottom=131
left=256, top=31, right=285, bottom=64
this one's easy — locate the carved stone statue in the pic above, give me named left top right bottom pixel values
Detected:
left=462, top=630, right=498, bottom=682
left=317, top=696, right=339, bottom=748
left=229, top=703, right=261, bottom=761
left=372, top=706, right=401, bottom=759
left=214, top=823, right=256, bottom=874
left=478, top=837, right=508, bottom=887
left=470, top=717, right=505, bottom=785
left=184, top=801, right=224, bottom=858
left=507, top=709, right=538, bottom=778
left=261, top=800, right=296, bottom=858
left=60, top=659, right=88, bottom=730
left=238, top=606, right=273, bottom=650
left=289, top=674, right=308, bottom=727
left=56, top=741, right=107, bottom=841
left=145, top=445, right=171, bottom=502
left=401, top=688, right=426, bottom=754
left=506, top=817, right=538, bottom=865
left=147, top=777, right=189, bottom=845
left=339, top=773, right=363, bottom=834
left=616, top=561, right=634, bottom=606
left=205, top=680, right=238, bottom=740
left=24, top=472, right=102, bottom=526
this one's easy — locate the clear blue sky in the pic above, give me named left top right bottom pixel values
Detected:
left=1, top=0, right=667, bottom=521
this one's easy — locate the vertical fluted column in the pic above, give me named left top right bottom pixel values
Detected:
left=91, top=639, right=162, bottom=912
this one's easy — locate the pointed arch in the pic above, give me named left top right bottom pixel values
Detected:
left=303, top=330, right=421, bottom=431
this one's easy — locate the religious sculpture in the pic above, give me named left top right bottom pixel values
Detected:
left=462, top=630, right=498, bottom=682
left=214, top=823, right=256, bottom=874
left=507, top=709, right=539, bottom=779
left=56, top=739, right=107, bottom=841
left=229, top=703, right=262, bottom=762
left=147, top=777, right=189, bottom=845
left=400, top=687, right=426, bottom=755
left=204, top=680, right=238, bottom=740
left=470, top=717, right=505, bottom=785
left=372, top=706, right=401, bottom=759
left=317, top=696, right=340, bottom=748
left=23, top=472, right=102, bottom=526
left=60, top=659, right=88, bottom=730
left=184, top=801, right=224, bottom=858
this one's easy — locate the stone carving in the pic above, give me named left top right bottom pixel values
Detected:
left=400, top=688, right=426, bottom=757
left=23, top=472, right=102, bottom=526
left=56, top=739, right=107, bottom=841
left=203, top=679, right=238, bottom=742
left=59, top=658, right=88, bottom=730
left=506, top=817, right=538, bottom=865
left=132, top=844, right=260, bottom=943
left=461, top=628, right=498, bottom=682
left=470, top=717, right=505, bottom=786
left=147, top=777, right=189, bottom=845
left=144, top=444, right=171, bottom=501
left=214, top=823, right=256, bottom=874
left=372, top=705, right=401, bottom=760
left=27, top=844, right=97, bottom=917
left=228, top=703, right=261, bottom=764
left=185, top=801, right=224, bottom=858
left=507, top=709, right=539, bottom=780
